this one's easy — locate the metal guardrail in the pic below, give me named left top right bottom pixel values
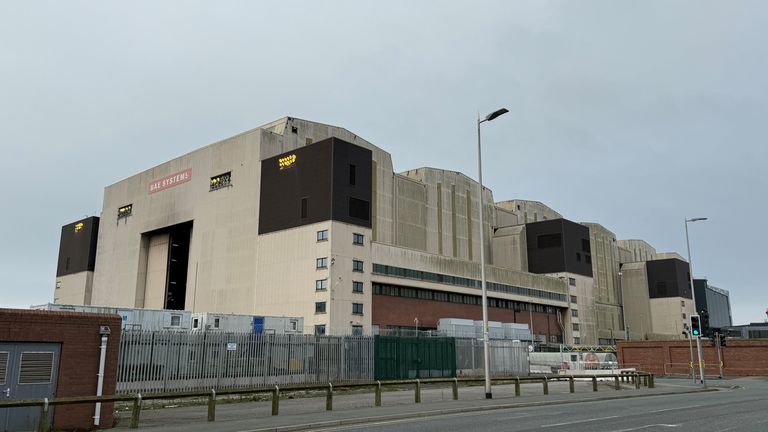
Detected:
left=0, top=372, right=654, bottom=431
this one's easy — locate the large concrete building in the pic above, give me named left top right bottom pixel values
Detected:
left=55, top=116, right=725, bottom=345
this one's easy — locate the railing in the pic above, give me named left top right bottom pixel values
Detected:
left=0, top=373, right=655, bottom=432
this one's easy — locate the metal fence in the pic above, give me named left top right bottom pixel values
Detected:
left=454, top=338, right=529, bottom=376
left=117, top=331, right=374, bottom=394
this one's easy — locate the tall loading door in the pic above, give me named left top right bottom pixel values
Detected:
left=0, top=343, right=60, bottom=432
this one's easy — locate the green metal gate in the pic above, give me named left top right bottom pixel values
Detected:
left=374, top=336, right=456, bottom=380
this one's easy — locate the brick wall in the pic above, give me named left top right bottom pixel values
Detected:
left=372, top=295, right=563, bottom=341
left=0, top=309, right=122, bottom=430
left=616, top=338, right=768, bottom=377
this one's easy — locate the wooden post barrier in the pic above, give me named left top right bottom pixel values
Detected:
left=635, top=374, right=641, bottom=389
left=271, top=386, right=279, bottom=416
left=569, top=376, right=575, bottom=393
left=375, top=381, right=382, bottom=406
left=515, top=376, right=521, bottom=397
left=415, top=379, right=421, bottom=403
left=592, top=376, right=598, bottom=392
left=207, top=389, right=216, bottom=422
left=326, top=383, right=333, bottom=411
left=452, top=378, right=459, bottom=400
left=649, top=374, right=655, bottom=388
left=614, top=375, right=620, bottom=390
left=542, top=377, right=549, bottom=395
left=130, top=394, right=142, bottom=429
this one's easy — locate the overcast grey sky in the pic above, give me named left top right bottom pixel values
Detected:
left=1, top=1, right=766, bottom=324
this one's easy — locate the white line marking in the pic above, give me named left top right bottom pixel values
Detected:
left=650, top=404, right=703, bottom=413
left=610, top=424, right=680, bottom=431
left=541, top=415, right=619, bottom=428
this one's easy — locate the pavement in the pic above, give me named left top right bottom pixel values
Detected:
left=111, top=376, right=747, bottom=431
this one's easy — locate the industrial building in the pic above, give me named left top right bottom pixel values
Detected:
left=55, top=116, right=730, bottom=345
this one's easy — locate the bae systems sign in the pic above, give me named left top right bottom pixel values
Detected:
left=149, top=168, right=192, bottom=194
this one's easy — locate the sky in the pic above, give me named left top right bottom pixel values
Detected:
left=0, top=1, right=766, bottom=324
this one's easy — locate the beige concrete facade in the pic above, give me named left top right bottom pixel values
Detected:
left=54, top=272, right=93, bottom=305
left=617, top=239, right=657, bottom=263
left=583, top=223, right=624, bottom=343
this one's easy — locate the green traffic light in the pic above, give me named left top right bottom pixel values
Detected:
left=692, top=329, right=700, bottom=336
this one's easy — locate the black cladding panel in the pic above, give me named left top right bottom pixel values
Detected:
left=646, top=258, right=692, bottom=299
left=259, top=137, right=372, bottom=235
left=525, top=218, right=593, bottom=277
left=57, top=216, right=100, bottom=277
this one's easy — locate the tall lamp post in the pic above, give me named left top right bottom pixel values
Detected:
left=685, top=217, right=707, bottom=388
left=477, top=107, right=509, bottom=399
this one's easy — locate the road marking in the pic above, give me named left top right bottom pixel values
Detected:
left=650, top=404, right=703, bottom=413
left=541, top=415, right=618, bottom=428
left=271, top=411, right=532, bottom=431
left=610, top=424, right=680, bottom=431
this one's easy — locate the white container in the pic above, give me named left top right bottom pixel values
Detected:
left=33, top=303, right=192, bottom=331
left=437, top=318, right=476, bottom=338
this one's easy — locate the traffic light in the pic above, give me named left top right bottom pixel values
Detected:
left=720, top=333, right=727, bottom=347
left=690, top=315, right=701, bottom=337
left=700, top=309, right=710, bottom=337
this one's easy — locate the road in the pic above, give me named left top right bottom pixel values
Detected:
left=118, top=377, right=768, bottom=431
left=308, top=378, right=768, bottom=432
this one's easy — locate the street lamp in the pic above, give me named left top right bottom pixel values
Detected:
left=477, top=107, right=509, bottom=400
left=685, top=217, right=707, bottom=388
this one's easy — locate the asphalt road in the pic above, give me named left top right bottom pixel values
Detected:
left=118, top=377, right=767, bottom=432
left=308, top=378, right=768, bottom=432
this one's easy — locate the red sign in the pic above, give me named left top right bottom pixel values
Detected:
left=149, top=168, right=192, bottom=194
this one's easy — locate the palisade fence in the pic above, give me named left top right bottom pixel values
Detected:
left=455, top=338, right=529, bottom=377
left=116, top=331, right=531, bottom=395
left=117, top=332, right=374, bottom=394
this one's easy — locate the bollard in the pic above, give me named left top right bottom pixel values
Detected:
left=635, top=374, right=641, bottom=390
left=569, top=376, right=575, bottom=393
left=415, top=379, right=421, bottom=403
left=649, top=374, right=655, bottom=388
left=643, top=375, right=649, bottom=387
left=542, top=377, right=549, bottom=395
left=614, top=375, right=620, bottom=390
left=130, top=393, right=142, bottom=429
left=37, top=398, right=49, bottom=432
left=452, top=377, right=459, bottom=400
left=515, top=376, right=521, bottom=397
left=207, top=389, right=216, bottom=422
left=271, top=385, right=280, bottom=416
left=592, top=376, right=598, bottom=392
left=326, top=383, right=333, bottom=411
left=375, top=380, right=382, bottom=406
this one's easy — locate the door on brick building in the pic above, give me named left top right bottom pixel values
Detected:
left=0, top=343, right=60, bottom=432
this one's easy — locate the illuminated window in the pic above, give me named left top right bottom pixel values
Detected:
left=352, top=281, right=363, bottom=293
left=316, top=279, right=328, bottom=291
left=352, top=303, right=363, bottom=315
left=353, top=233, right=364, bottom=245
left=118, top=204, right=132, bottom=219
left=317, top=230, right=329, bottom=242
left=209, top=172, right=231, bottom=191
left=315, top=302, right=326, bottom=314
left=316, top=257, right=328, bottom=269
left=352, top=260, right=364, bottom=272
left=279, top=154, right=297, bottom=169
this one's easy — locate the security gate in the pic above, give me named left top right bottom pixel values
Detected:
left=0, top=343, right=60, bottom=432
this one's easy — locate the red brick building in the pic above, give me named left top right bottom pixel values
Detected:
left=0, top=309, right=121, bottom=430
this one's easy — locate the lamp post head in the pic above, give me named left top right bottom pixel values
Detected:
left=484, top=108, right=509, bottom=122
left=686, top=217, right=708, bottom=223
